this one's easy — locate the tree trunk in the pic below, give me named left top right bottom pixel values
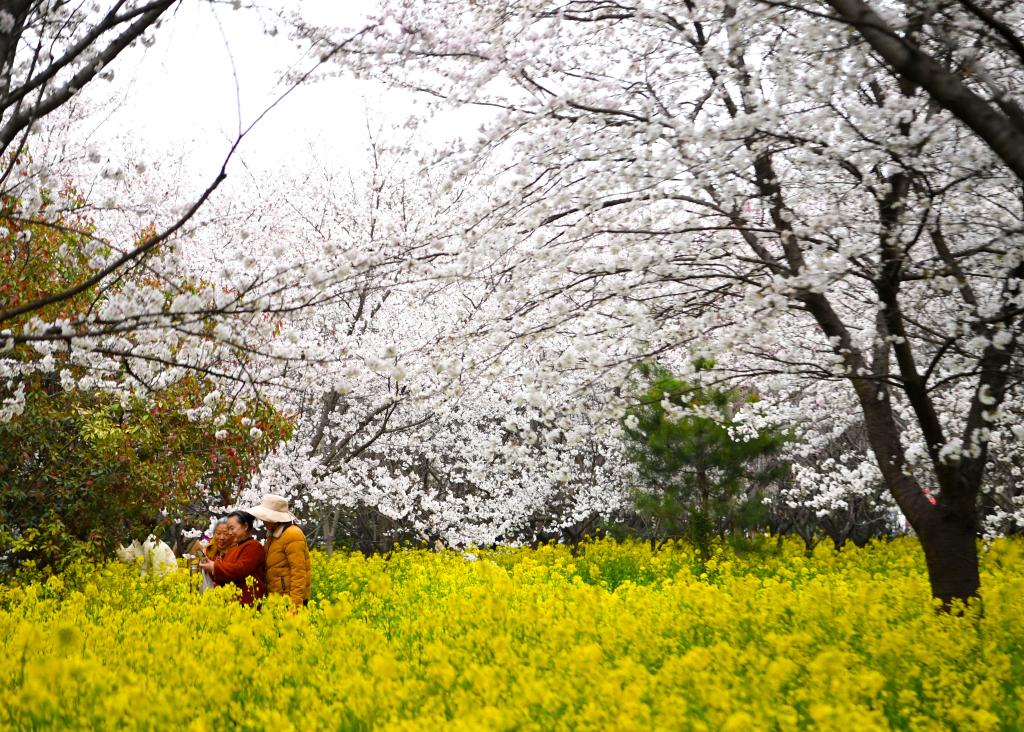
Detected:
left=323, top=509, right=337, bottom=558
left=917, top=514, right=980, bottom=609
left=852, top=380, right=981, bottom=606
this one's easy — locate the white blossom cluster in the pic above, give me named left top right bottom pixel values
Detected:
left=288, top=0, right=1024, bottom=536
left=7, top=0, right=1024, bottom=544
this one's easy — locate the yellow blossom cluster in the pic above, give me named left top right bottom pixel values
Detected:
left=0, top=537, right=1021, bottom=731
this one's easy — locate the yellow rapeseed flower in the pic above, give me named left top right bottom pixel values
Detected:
left=0, top=537, right=1020, bottom=729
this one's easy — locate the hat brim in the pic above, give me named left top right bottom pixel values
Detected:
left=247, top=505, right=296, bottom=523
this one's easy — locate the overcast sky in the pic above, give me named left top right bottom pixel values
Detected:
left=79, top=0, right=409, bottom=185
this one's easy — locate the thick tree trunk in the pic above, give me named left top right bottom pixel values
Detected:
left=847, top=375, right=981, bottom=605
left=917, top=510, right=980, bottom=608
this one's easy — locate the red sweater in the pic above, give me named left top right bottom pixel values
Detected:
left=212, top=538, right=266, bottom=606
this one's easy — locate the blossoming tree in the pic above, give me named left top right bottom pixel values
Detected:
left=310, top=0, right=1024, bottom=603
left=236, top=142, right=631, bottom=551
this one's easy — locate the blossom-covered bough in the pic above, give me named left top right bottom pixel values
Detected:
left=0, top=2, right=379, bottom=416
left=306, top=0, right=1024, bottom=604
left=819, top=0, right=1024, bottom=181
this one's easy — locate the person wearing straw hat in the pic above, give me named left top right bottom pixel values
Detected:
left=247, top=494, right=311, bottom=608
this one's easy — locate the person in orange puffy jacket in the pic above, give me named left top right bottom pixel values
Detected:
left=247, top=495, right=311, bottom=608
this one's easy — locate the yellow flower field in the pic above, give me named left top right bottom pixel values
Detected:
left=0, top=538, right=1021, bottom=731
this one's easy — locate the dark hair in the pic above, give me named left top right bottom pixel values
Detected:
left=226, top=510, right=256, bottom=531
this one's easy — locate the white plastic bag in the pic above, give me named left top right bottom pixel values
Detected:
left=199, top=569, right=216, bottom=594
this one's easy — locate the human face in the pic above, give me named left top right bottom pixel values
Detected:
left=226, top=516, right=250, bottom=544
left=214, top=523, right=231, bottom=548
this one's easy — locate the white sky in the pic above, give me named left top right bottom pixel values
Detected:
left=80, top=0, right=412, bottom=184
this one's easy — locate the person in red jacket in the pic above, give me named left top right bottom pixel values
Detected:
left=198, top=511, right=266, bottom=606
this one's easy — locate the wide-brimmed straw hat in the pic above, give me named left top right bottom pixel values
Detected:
left=246, top=494, right=296, bottom=523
